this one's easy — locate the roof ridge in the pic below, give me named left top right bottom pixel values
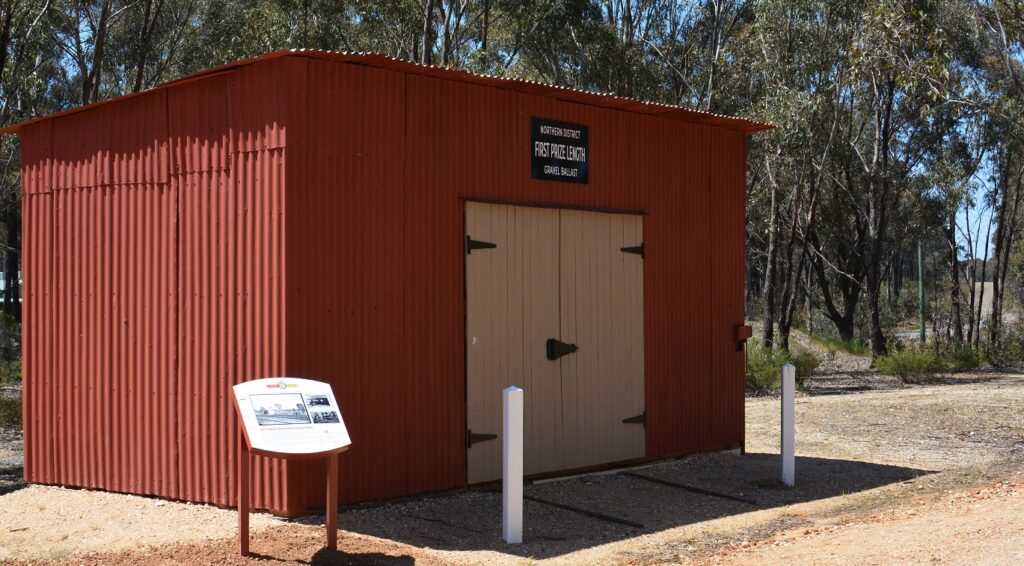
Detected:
left=0, top=49, right=773, bottom=134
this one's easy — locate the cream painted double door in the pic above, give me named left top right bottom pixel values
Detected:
left=465, top=202, right=645, bottom=483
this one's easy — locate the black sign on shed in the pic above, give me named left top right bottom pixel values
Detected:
left=531, top=117, right=589, bottom=184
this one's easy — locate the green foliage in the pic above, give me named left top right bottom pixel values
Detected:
left=812, top=335, right=870, bottom=356
left=0, top=312, right=19, bottom=380
left=874, top=340, right=981, bottom=378
left=789, top=348, right=822, bottom=380
left=947, top=344, right=981, bottom=372
left=0, top=359, right=19, bottom=385
left=873, top=345, right=948, bottom=378
left=985, top=324, right=1024, bottom=367
left=746, top=344, right=820, bottom=391
left=0, top=0, right=1020, bottom=391
left=0, top=396, right=19, bottom=430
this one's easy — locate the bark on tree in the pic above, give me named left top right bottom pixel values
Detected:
left=132, top=0, right=165, bottom=93
left=976, top=219, right=991, bottom=350
left=421, top=0, right=435, bottom=65
left=2, top=206, right=19, bottom=320
left=947, top=212, right=964, bottom=342
left=989, top=155, right=1024, bottom=350
left=761, top=163, right=780, bottom=348
left=81, top=1, right=111, bottom=105
left=809, top=226, right=863, bottom=342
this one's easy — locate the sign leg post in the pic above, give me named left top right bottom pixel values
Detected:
left=326, top=452, right=339, bottom=551
left=239, top=433, right=250, bottom=556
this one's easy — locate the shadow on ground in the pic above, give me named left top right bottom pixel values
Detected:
left=307, top=548, right=415, bottom=565
left=801, top=370, right=1018, bottom=395
left=0, top=464, right=24, bottom=496
left=296, top=451, right=932, bottom=560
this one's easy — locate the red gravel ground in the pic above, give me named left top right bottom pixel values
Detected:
left=9, top=524, right=458, bottom=566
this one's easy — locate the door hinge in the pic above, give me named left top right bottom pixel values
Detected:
left=466, top=236, right=497, bottom=254
left=621, top=243, right=644, bottom=258
left=546, top=338, right=579, bottom=360
left=467, top=429, right=498, bottom=447
left=623, top=411, right=646, bottom=427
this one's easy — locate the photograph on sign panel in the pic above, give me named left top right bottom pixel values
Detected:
left=311, top=409, right=340, bottom=424
left=250, top=393, right=311, bottom=426
left=306, top=394, right=330, bottom=407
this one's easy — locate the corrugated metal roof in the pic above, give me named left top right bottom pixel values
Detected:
left=1, top=49, right=773, bottom=135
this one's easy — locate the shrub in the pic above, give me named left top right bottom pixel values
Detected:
left=789, top=348, right=821, bottom=378
left=0, top=359, right=19, bottom=385
left=813, top=335, right=869, bottom=356
left=874, top=346, right=947, bottom=379
left=0, top=396, right=19, bottom=430
left=947, top=345, right=981, bottom=372
left=746, top=344, right=820, bottom=392
left=986, top=324, right=1024, bottom=367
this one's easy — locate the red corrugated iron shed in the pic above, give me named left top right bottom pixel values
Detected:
left=6, top=50, right=770, bottom=515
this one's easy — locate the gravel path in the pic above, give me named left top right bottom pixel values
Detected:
left=0, top=370, right=1022, bottom=564
left=707, top=476, right=1024, bottom=565
left=0, top=383, right=22, bottom=498
left=0, top=486, right=284, bottom=562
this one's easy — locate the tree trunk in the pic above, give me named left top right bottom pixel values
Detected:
left=805, top=261, right=813, bottom=336
left=3, top=206, right=19, bottom=321
left=965, top=210, right=977, bottom=345
left=481, top=0, right=489, bottom=50
left=975, top=221, right=991, bottom=350
left=0, top=1, right=15, bottom=83
left=778, top=173, right=819, bottom=351
left=947, top=213, right=963, bottom=342
left=808, top=229, right=862, bottom=342
left=866, top=198, right=887, bottom=357
left=988, top=154, right=1022, bottom=349
left=82, top=1, right=111, bottom=105
left=421, top=0, right=435, bottom=65
left=133, top=0, right=165, bottom=93
left=761, top=172, right=780, bottom=348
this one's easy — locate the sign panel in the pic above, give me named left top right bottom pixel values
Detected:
left=531, top=117, right=589, bottom=184
left=233, top=377, right=351, bottom=455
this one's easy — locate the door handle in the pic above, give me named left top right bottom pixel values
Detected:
left=546, top=338, right=579, bottom=360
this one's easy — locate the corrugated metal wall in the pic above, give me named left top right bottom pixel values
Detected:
left=21, top=121, right=51, bottom=486
left=285, top=57, right=747, bottom=508
left=20, top=54, right=748, bottom=515
left=708, top=128, right=748, bottom=447
left=21, top=61, right=297, bottom=514
left=170, top=61, right=292, bottom=513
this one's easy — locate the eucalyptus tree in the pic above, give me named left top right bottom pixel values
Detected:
left=0, top=1, right=63, bottom=320
left=839, top=0, right=953, bottom=356
left=740, top=0, right=850, bottom=349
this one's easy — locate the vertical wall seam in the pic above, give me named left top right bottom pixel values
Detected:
left=706, top=128, right=714, bottom=426
left=169, top=90, right=182, bottom=500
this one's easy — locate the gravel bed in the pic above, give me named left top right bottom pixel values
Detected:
left=0, top=382, right=23, bottom=497
left=1, top=367, right=1022, bottom=564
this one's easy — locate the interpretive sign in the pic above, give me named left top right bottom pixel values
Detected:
left=531, top=117, right=589, bottom=184
left=232, top=377, right=350, bottom=556
left=233, top=377, right=351, bottom=456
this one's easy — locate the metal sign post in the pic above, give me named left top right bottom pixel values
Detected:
left=232, top=378, right=352, bottom=556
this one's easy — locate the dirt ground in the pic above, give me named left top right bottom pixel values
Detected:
left=1, top=369, right=1022, bottom=564
left=705, top=477, right=1024, bottom=565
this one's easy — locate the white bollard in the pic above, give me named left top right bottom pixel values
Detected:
left=780, top=363, right=796, bottom=487
left=503, top=386, right=524, bottom=544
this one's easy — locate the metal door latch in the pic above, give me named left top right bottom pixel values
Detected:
left=466, top=429, right=498, bottom=447
left=466, top=236, right=497, bottom=254
left=546, top=338, right=579, bottom=360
